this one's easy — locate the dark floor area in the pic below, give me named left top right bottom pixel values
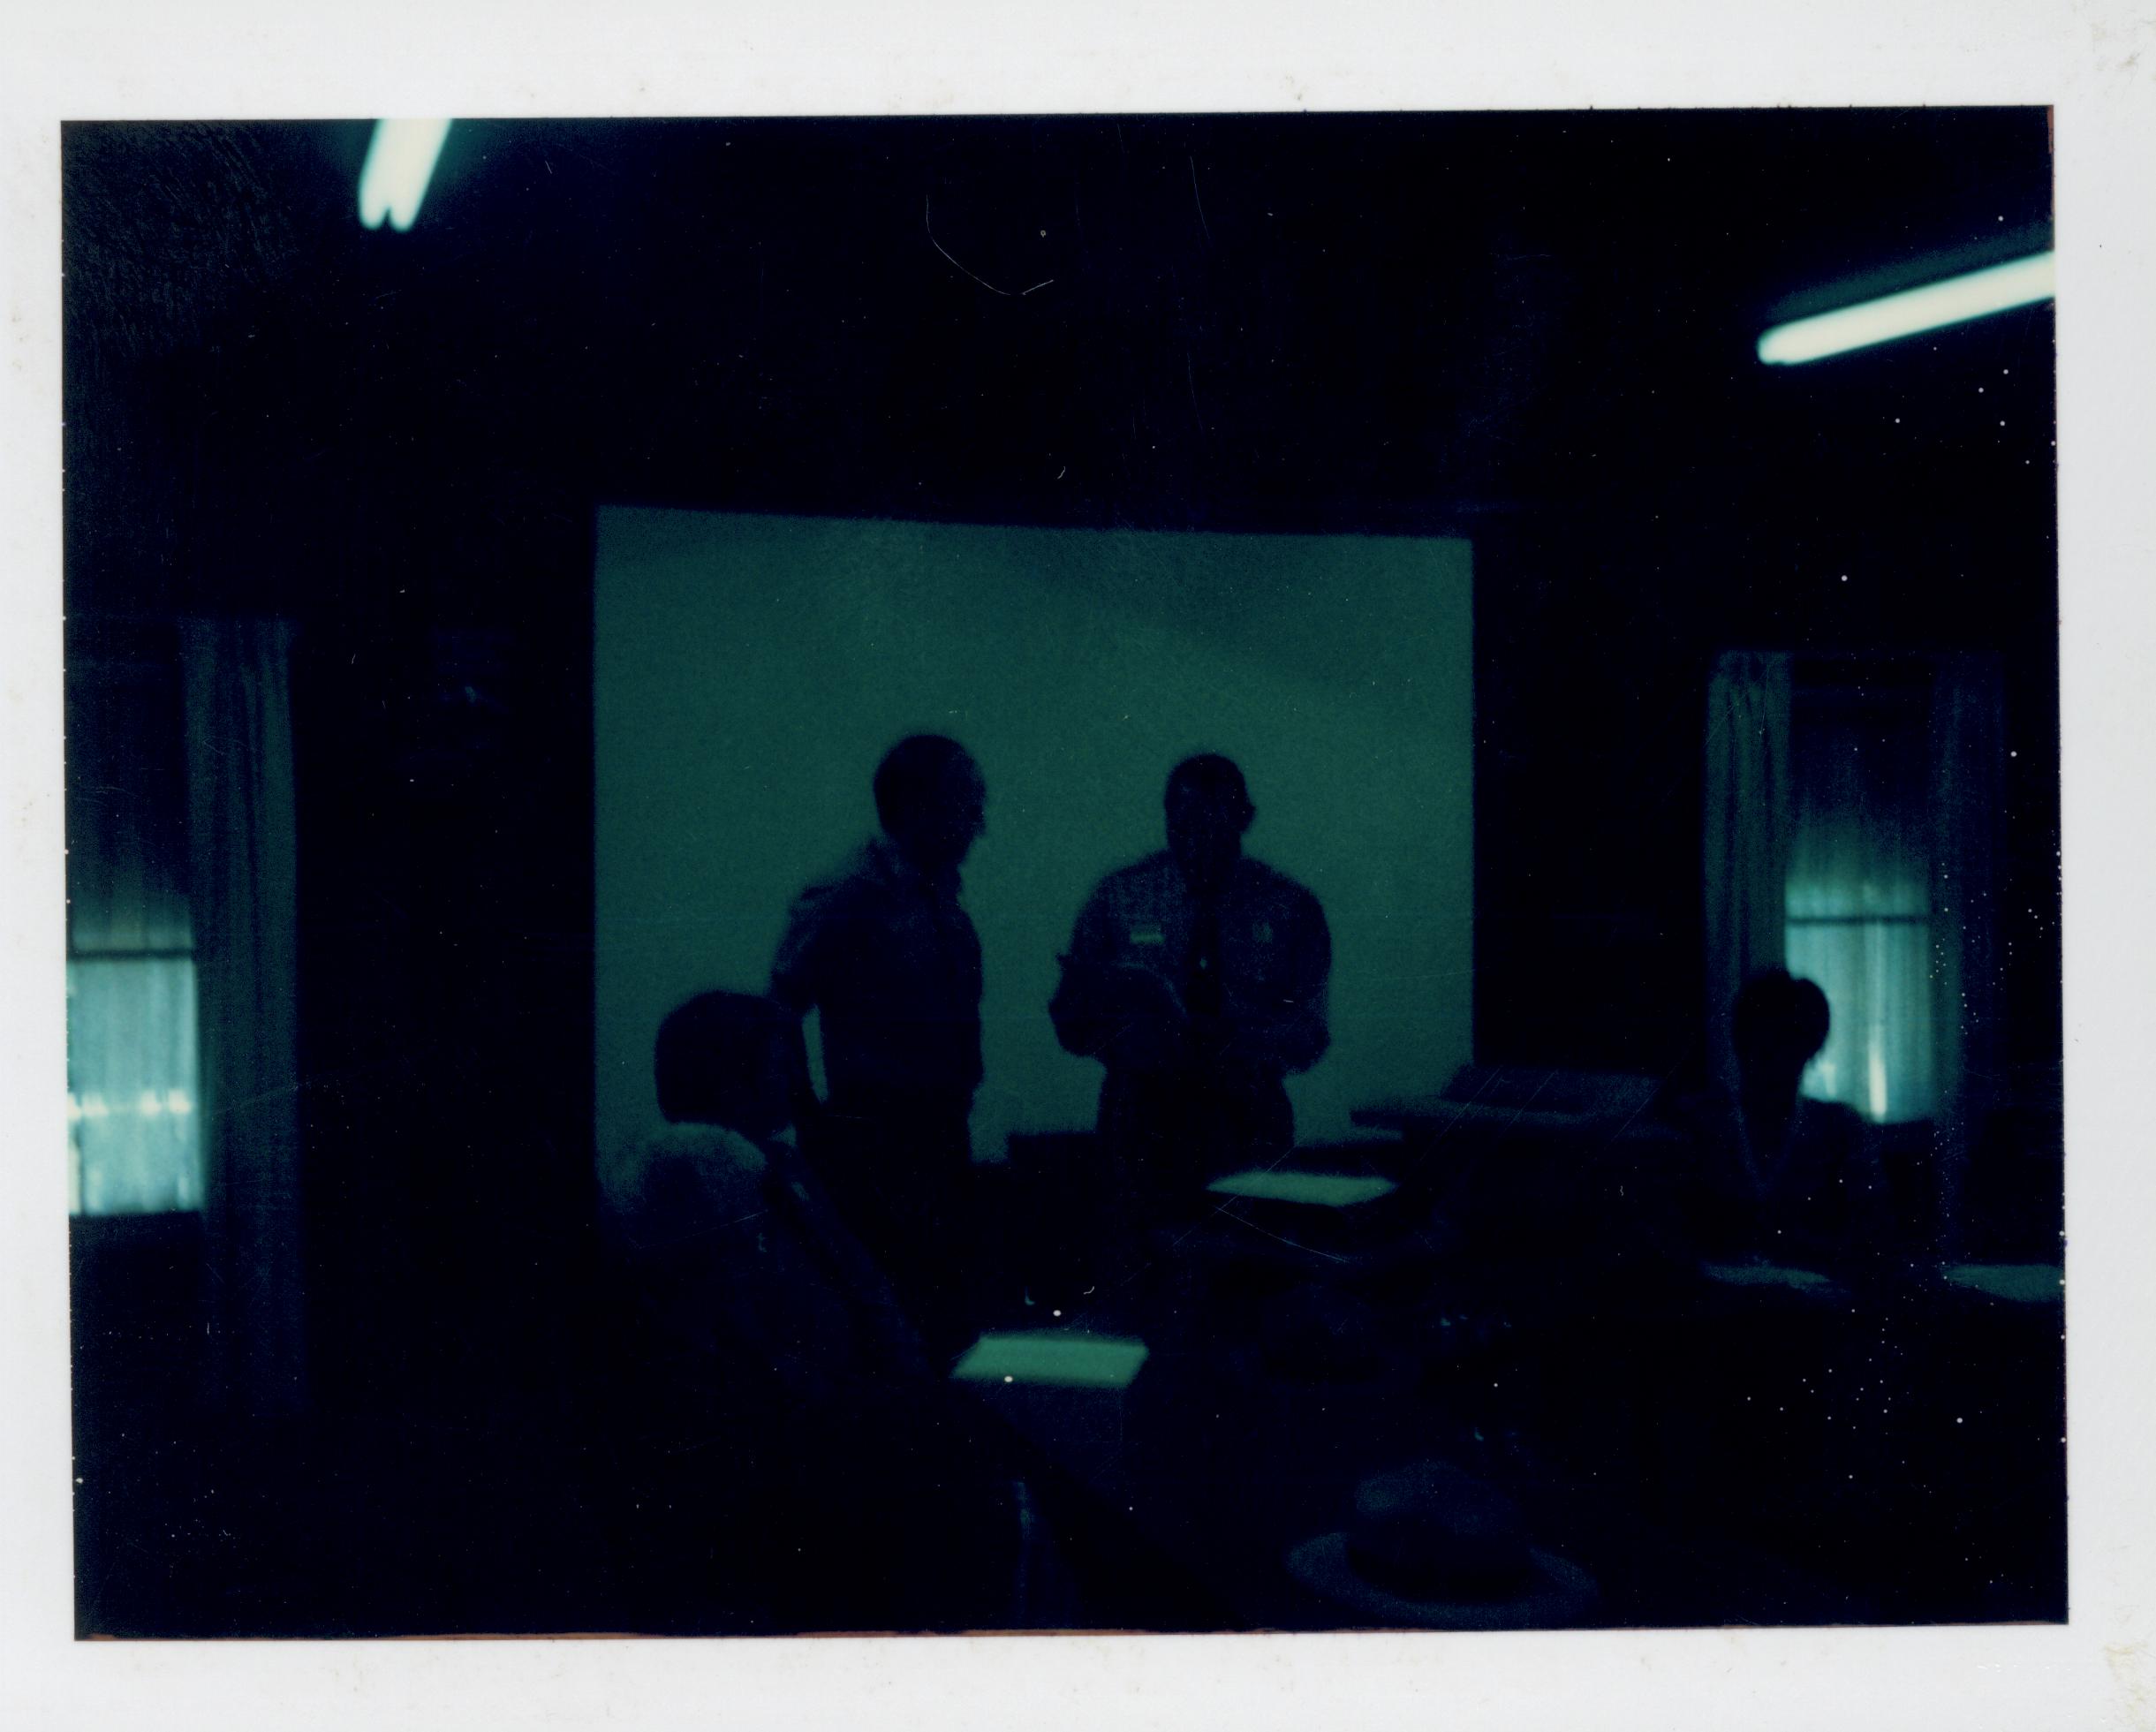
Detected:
left=72, top=1146, right=2065, bottom=1640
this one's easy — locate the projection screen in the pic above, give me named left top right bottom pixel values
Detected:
left=594, top=506, right=1471, bottom=1169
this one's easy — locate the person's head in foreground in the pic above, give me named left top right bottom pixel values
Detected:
left=655, top=991, right=804, bottom=1142
left=1731, top=969, right=1831, bottom=1108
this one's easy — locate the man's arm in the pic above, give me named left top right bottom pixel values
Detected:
left=769, top=880, right=837, bottom=1016
left=1220, top=890, right=1332, bottom=1076
left=1048, top=887, right=1123, bottom=1059
left=771, top=880, right=851, bottom=1127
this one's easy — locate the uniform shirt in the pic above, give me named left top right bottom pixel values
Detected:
left=1052, top=851, right=1331, bottom=1079
left=770, top=836, right=985, bottom=1109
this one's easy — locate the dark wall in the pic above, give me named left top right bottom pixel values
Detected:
left=63, top=110, right=2060, bottom=1410
left=1471, top=368, right=2061, bottom=1079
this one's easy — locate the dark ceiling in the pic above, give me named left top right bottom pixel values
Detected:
left=64, top=110, right=2055, bottom=623
left=53, top=108, right=2064, bottom=1144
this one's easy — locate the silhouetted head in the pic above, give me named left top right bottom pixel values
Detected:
left=1731, top=970, right=1831, bottom=1101
left=874, top=735, right=987, bottom=875
left=1165, top=753, right=1254, bottom=895
left=654, top=991, right=802, bottom=1140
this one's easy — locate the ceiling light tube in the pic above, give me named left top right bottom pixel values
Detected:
left=358, top=119, right=452, bottom=232
left=1758, top=250, right=2054, bottom=365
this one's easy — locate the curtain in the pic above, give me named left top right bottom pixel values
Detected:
left=1703, top=652, right=1792, bottom=1093
left=184, top=618, right=306, bottom=1417
left=65, top=660, right=200, bottom=1214
left=1929, top=654, right=2007, bottom=1257
left=66, top=958, right=201, bottom=1214
left=1784, top=686, right=1936, bottom=1123
left=1703, top=651, right=2008, bottom=1252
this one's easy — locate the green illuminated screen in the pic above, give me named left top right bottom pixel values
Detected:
left=594, top=507, right=1472, bottom=1169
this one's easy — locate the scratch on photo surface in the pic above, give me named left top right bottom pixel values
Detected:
left=925, top=194, right=1012, bottom=299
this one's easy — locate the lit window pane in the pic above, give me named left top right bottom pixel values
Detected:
left=1784, top=685, right=1938, bottom=1126
left=65, top=957, right=202, bottom=1215
left=1786, top=918, right=1937, bottom=1123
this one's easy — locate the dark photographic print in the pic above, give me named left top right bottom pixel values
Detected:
left=63, top=110, right=2062, bottom=1639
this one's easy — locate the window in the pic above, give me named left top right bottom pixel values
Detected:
left=1783, top=678, right=1937, bottom=1124
left=65, top=654, right=202, bottom=1215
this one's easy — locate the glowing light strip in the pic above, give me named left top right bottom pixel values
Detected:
left=1758, top=251, right=2054, bottom=365
left=358, top=119, right=452, bottom=232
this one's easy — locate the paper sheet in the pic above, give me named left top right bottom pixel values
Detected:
left=951, top=1331, right=1151, bottom=1389
left=1207, top=1169, right=1397, bottom=1208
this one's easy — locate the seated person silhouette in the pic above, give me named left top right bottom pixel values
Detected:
left=1598, top=973, right=1907, bottom=1548
left=1665, top=969, right=1894, bottom=1276
left=598, top=991, right=1016, bottom=1631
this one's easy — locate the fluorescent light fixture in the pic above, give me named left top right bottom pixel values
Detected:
left=358, top=119, right=452, bottom=232
left=1758, top=250, right=2054, bottom=366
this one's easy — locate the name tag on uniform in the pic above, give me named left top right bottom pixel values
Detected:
left=1129, top=926, right=1166, bottom=946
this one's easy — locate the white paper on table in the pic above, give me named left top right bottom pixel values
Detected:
left=951, top=1331, right=1150, bottom=1390
left=1207, top=1169, right=1397, bottom=1208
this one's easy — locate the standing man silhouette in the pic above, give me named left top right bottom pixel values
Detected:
left=771, top=735, right=987, bottom=1360
left=1052, top=754, right=1331, bottom=1223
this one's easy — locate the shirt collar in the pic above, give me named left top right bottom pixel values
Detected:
left=867, top=832, right=958, bottom=898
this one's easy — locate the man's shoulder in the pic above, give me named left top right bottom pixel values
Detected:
left=601, top=1123, right=769, bottom=1245
left=1105, top=849, right=1177, bottom=885
left=790, top=839, right=894, bottom=906
left=1237, top=856, right=1323, bottom=917
left=1086, top=845, right=1190, bottom=914
left=1081, top=851, right=1181, bottom=908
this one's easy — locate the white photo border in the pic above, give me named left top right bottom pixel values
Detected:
left=4, top=3, right=2151, bottom=1727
